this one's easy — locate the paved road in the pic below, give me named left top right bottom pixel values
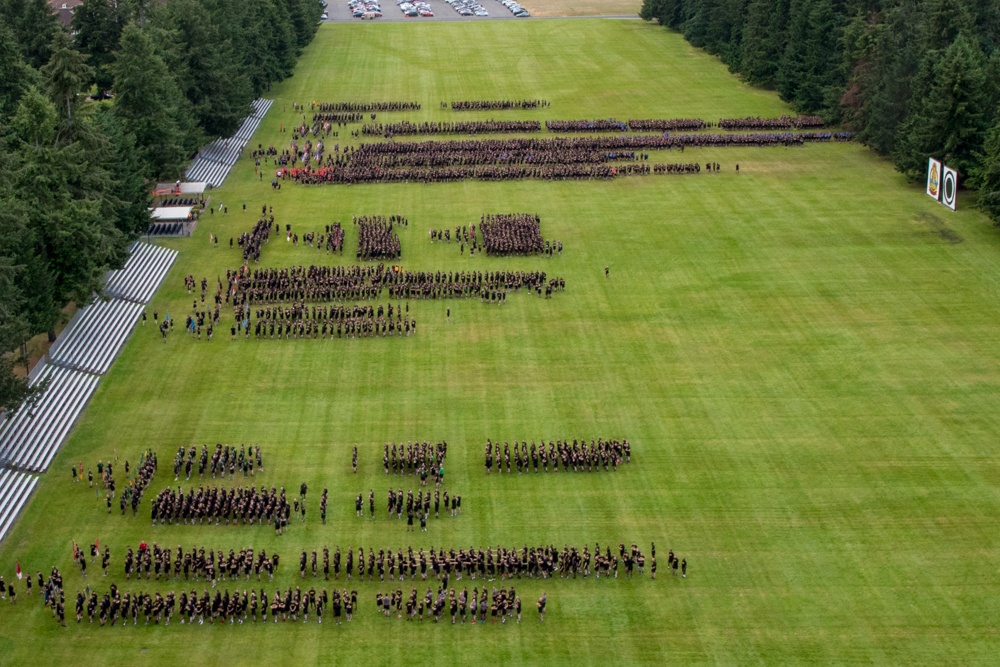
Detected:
left=323, top=0, right=636, bottom=22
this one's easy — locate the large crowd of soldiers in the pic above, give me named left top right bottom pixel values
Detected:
left=545, top=118, right=629, bottom=132
left=124, top=543, right=279, bottom=583
left=236, top=213, right=272, bottom=263
left=627, top=118, right=709, bottom=131
left=485, top=438, right=631, bottom=474
left=281, top=131, right=848, bottom=185
left=479, top=213, right=546, bottom=256
left=292, top=161, right=671, bottom=184
left=375, top=585, right=532, bottom=624
left=430, top=222, right=562, bottom=258
left=245, top=302, right=416, bottom=339
left=312, top=101, right=421, bottom=112
left=149, top=485, right=293, bottom=531
left=450, top=99, right=549, bottom=110
left=171, top=444, right=263, bottom=481
left=223, top=265, right=564, bottom=313
left=356, top=219, right=401, bottom=260
left=300, top=542, right=650, bottom=583
left=717, top=114, right=824, bottom=130
left=361, top=120, right=541, bottom=136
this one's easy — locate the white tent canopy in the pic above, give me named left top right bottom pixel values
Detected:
left=149, top=206, right=194, bottom=221
left=154, top=181, right=209, bottom=195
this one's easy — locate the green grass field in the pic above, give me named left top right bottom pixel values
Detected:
left=2, top=18, right=1000, bottom=664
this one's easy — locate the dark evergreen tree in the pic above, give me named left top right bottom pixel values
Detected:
left=110, top=23, right=197, bottom=179
left=739, top=0, right=790, bottom=87
left=896, top=33, right=992, bottom=179
left=970, top=115, right=1000, bottom=224
left=0, top=0, right=60, bottom=68
left=41, top=31, right=94, bottom=127
left=72, top=0, right=127, bottom=96
left=151, top=0, right=252, bottom=138
left=0, top=23, right=40, bottom=121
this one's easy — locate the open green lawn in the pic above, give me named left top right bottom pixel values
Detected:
left=2, top=19, right=999, bottom=665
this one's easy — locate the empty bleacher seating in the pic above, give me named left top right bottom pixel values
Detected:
left=47, top=299, right=145, bottom=375
left=0, top=363, right=100, bottom=473
left=103, top=242, right=178, bottom=303
left=184, top=98, right=272, bottom=187
left=0, top=469, right=39, bottom=544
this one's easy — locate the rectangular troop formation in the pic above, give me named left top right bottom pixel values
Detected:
left=185, top=99, right=273, bottom=187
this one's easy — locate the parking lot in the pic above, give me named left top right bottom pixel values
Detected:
left=324, top=0, right=533, bottom=22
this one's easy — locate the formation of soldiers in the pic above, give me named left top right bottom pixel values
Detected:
left=225, top=264, right=564, bottom=310
left=485, top=438, right=632, bottom=474
left=375, top=585, right=533, bottom=624
left=450, top=99, right=549, bottom=110
left=359, top=488, right=461, bottom=528
left=245, top=302, right=416, bottom=339
left=171, top=444, right=263, bottom=481
left=717, top=114, right=824, bottom=130
left=431, top=223, right=563, bottom=258
left=479, top=213, right=547, bottom=256
left=627, top=118, right=709, bottom=131
left=382, top=440, right=447, bottom=481
left=310, top=111, right=364, bottom=125
left=119, top=451, right=158, bottom=516
left=236, top=214, right=272, bottom=263
left=149, top=485, right=292, bottom=531
left=361, top=120, right=541, bottom=136
left=544, top=118, right=628, bottom=132
left=357, top=220, right=401, bottom=260
left=292, top=161, right=672, bottom=184
left=282, top=131, right=849, bottom=185
left=652, top=162, right=703, bottom=174
left=304, top=542, right=650, bottom=582
left=297, top=223, right=345, bottom=254
left=124, top=543, right=279, bottom=582
left=312, top=101, right=421, bottom=112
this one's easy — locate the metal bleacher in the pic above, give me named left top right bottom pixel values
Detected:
left=104, top=242, right=178, bottom=304
left=0, top=363, right=100, bottom=473
left=47, top=299, right=145, bottom=375
left=0, top=240, right=178, bottom=543
left=184, top=98, right=273, bottom=187
left=0, top=469, right=39, bottom=544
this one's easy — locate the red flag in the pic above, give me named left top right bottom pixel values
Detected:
left=15, top=561, right=22, bottom=580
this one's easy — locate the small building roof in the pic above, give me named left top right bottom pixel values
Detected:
left=149, top=206, right=194, bottom=221
left=154, top=182, right=209, bottom=195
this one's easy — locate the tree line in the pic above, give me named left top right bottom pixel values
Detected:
left=0, top=0, right=321, bottom=413
left=639, top=0, right=1000, bottom=223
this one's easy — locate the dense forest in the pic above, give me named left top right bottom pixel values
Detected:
left=0, top=0, right=321, bottom=412
left=639, top=0, right=1000, bottom=222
